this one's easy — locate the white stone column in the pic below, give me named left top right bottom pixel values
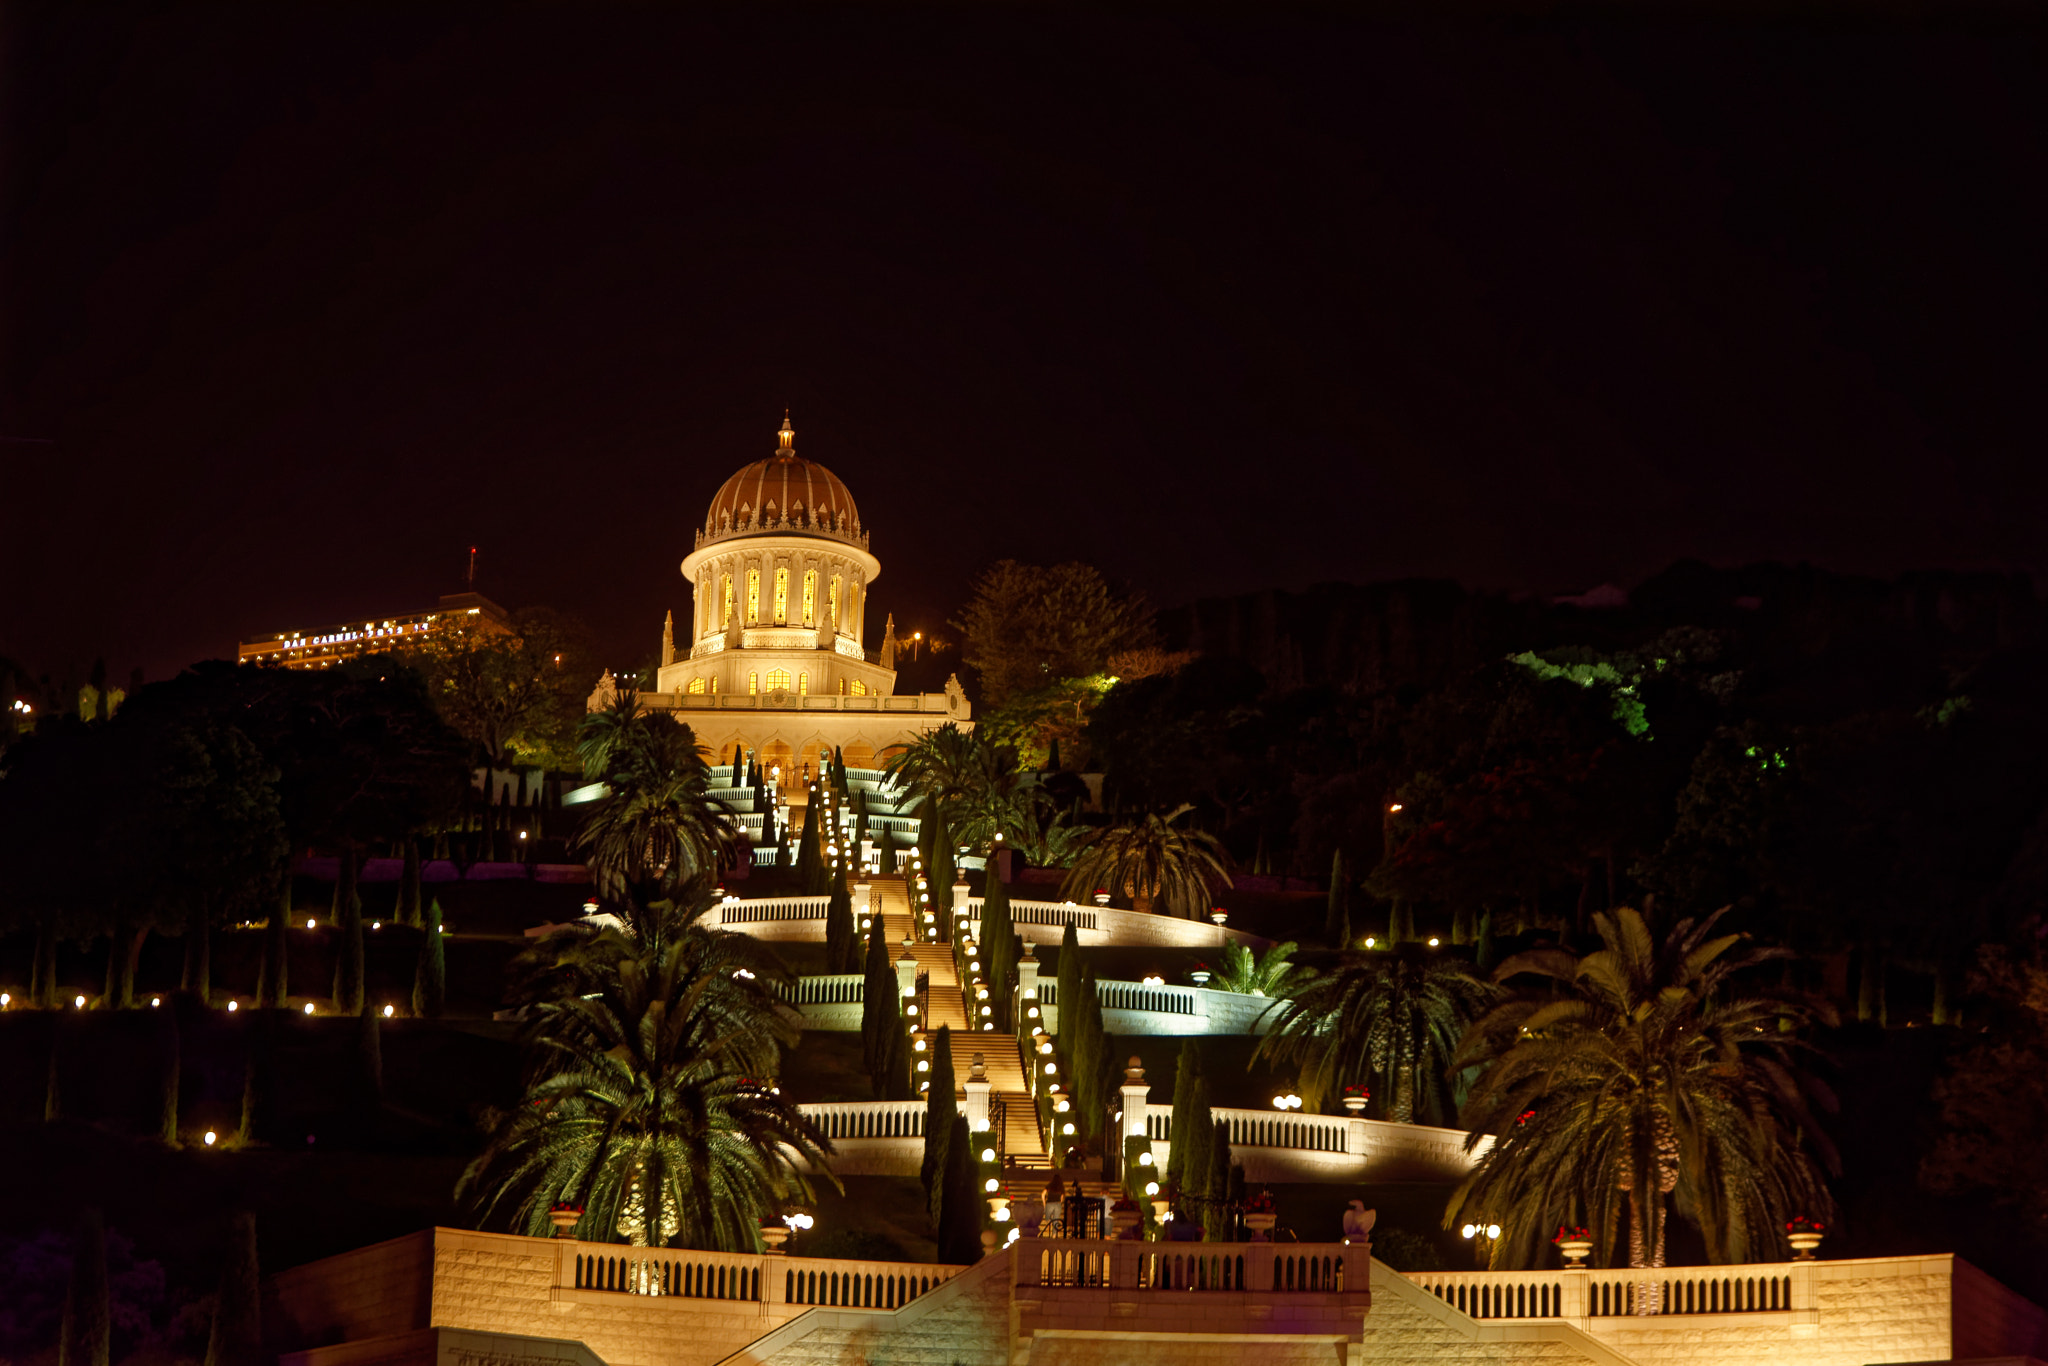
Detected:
left=1017, top=946, right=1042, bottom=1028
left=953, top=876, right=970, bottom=917
left=1119, top=1057, right=1152, bottom=1149
left=963, top=1053, right=992, bottom=1133
left=895, top=942, right=918, bottom=1004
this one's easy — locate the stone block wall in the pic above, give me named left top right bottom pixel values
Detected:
left=270, top=1230, right=435, bottom=1352
left=742, top=1255, right=1012, bottom=1366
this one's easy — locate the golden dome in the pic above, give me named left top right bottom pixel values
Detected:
left=697, top=416, right=866, bottom=550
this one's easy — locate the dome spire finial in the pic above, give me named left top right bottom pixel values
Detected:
left=777, top=411, right=795, bottom=455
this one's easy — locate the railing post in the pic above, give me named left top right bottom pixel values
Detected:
left=1559, top=1268, right=1589, bottom=1328
left=1346, top=1116, right=1369, bottom=1157
left=1110, top=1240, right=1141, bottom=1290
left=895, top=944, right=918, bottom=1003
left=553, top=1236, right=578, bottom=1291
left=1247, top=1243, right=1276, bottom=1291
left=1119, top=1058, right=1152, bottom=1149
left=963, top=1055, right=992, bottom=1133
left=1789, top=1261, right=1819, bottom=1334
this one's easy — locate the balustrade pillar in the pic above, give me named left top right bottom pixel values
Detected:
left=963, top=1054, right=992, bottom=1133
left=1119, top=1058, right=1152, bottom=1149
left=1345, top=1116, right=1369, bottom=1157
left=1558, top=1268, right=1590, bottom=1328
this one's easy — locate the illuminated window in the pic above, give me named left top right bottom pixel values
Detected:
left=774, top=567, right=789, bottom=624
left=829, top=577, right=841, bottom=634
left=687, top=677, right=708, bottom=695
left=747, top=569, right=760, bottom=624
left=749, top=671, right=759, bottom=695
left=722, top=575, right=734, bottom=628
left=848, top=679, right=869, bottom=696
left=765, top=669, right=792, bottom=692
left=801, top=570, right=817, bottom=626
left=709, top=675, right=718, bottom=693
left=798, top=672, right=808, bottom=696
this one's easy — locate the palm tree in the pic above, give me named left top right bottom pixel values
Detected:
left=461, top=889, right=834, bottom=1249
left=574, top=694, right=741, bottom=901
left=1448, top=906, right=1837, bottom=1277
left=1212, top=940, right=1299, bottom=997
left=1255, top=945, right=1497, bottom=1119
left=881, top=723, right=984, bottom=810
left=1060, top=805, right=1231, bottom=916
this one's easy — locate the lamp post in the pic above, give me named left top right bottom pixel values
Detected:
left=1461, top=1221, right=1502, bottom=1268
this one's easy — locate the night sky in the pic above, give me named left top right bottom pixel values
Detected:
left=5, top=2, right=2045, bottom=684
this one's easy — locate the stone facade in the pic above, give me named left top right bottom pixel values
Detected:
left=269, top=1228, right=2048, bottom=1366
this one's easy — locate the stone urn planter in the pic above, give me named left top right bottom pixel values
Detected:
left=1111, top=1205, right=1144, bottom=1240
left=1788, top=1231, right=1824, bottom=1260
left=1149, top=1198, right=1173, bottom=1227
left=1189, top=970, right=1211, bottom=985
left=548, top=1207, right=583, bottom=1238
left=1245, top=1213, right=1278, bottom=1242
left=1341, top=1095, right=1368, bottom=1114
left=760, top=1225, right=790, bottom=1255
left=1093, top=891, right=1112, bottom=907
left=1557, top=1239, right=1593, bottom=1267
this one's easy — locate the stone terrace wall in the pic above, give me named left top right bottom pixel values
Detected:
left=1953, top=1256, right=2048, bottom=1361
left=1360, top=1263, right=1626, bottom=1366
left=733, top=1254, right=1011, bottom=1366
left=270, top=1230, right=435, bottom=1352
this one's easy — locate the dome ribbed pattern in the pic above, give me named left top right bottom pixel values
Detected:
left=697, top=419, right=865, bottom=548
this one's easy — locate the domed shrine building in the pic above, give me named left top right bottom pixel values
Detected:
left=588, top=416, right=968, bottom=776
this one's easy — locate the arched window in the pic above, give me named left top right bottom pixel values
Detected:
left=774, top=567, right=789, bottom=624
left=687, top=677, right=708, bottom=695
left=848, top=679, right=869, bottom=696
left=749, top=671, right=759, bottom=695
left=829, top=576, right=841, bottom=634
left=765, top=669, right=792, bottom=692
left=801, top=570, right=817, bottom=626
left=709, top=674, right=718, bottom=693
left=746, top=569, right=761, bottom=624
left=798, top=671, right=809, bottom=696
left=721, top=575, right=734, bottom=628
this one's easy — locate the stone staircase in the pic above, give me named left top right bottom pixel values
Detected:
left=863, top=877, right=1047, bottom=1168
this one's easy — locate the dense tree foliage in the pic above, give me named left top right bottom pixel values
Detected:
left=1450, top=908, right=1837, bottom=1271
left=574, top=693, right=741, bottom=903
left=1061, top=806, right=1231, bottom=917
left=1257, top=946, right=1494, bottom=1119
left=400, top=606, right=598, bottom=769
left=951, top=561, right=1154, bottom=710
left=463, top=883, right=831, bottom=1248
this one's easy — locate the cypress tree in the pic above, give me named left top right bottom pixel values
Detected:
left=794, top=803, right=825, bottom=894
left=730, top=748, right=745, bottom=789
left=399, top=836, right=423, bottom=928
left=59, top=1208, right=110, bottom=1366
left=159, top=1007, right=179, bottom=1143
left=854, top=799, right=870, bottom=859
left=44, top=1015, right=61, bottom=1122
left=31, top=916, right=59, bottom=1007
left=916, top=795, right=938, bottom=867
left=927, top=806, right=957, bottom=933
left=204, top=1211, right=262, bottom=1366
left=1055, top=922, right=1083, bottom=1047
left=860, top=915, right=898, bottom=1092
left=882, top=1014, right=913, bottom=1101
left=876, top=824, right=899, bottom=876
left=1178, top=1075, right=1213, bottom=1225
left=1165, top=1040, right=1204, bottom=1189
left=921, top=1023, right=956, bottom=1217
left=1475, top=908, right=1495, bottom=972
left=183, top=898, right=213, bottom=1006
left=759, top=800, right=779, bottom=854
left=1325, top=849, right=1347, bottom=946
left=333, top=847, right=364, bottom=1014
left=356, top=996, right=382, bottom=1110
left=934, top=1114, right=983, bottom=1265
left=413, top=897, right=446, bottom=1018
left=1206, top=1117, right=1234, bottom=1241
left=826, top=865, right=856, bottom=976
left=258, top=880, right=289, bottom=1008
left=1045, top=738, right=1062, bottom=772
left=983, top=873, right=1016, bottom=1031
